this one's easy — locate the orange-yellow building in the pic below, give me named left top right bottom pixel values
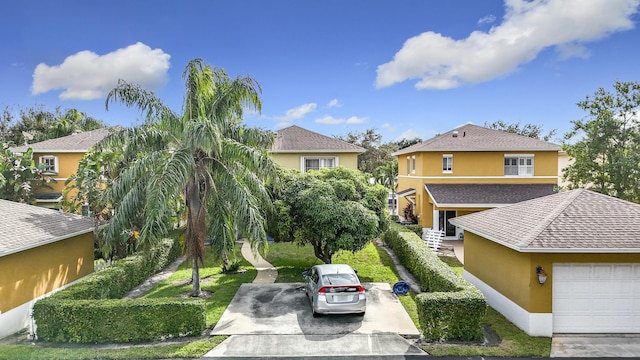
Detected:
left=11, top=128, right=112, bottom=208
left=450, top=189, right=640, bottom=336
left=270, top=125, right=365, bottom=172
left=0, top=199, right=94, bottom=339
left=393, top=123, right=559, bottom=239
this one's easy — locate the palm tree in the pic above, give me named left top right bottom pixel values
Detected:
left=374, top=160, right=398, bottom=215
left=99, top=59, right=276, bottom=296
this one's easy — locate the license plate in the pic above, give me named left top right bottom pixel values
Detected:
left=333, top=295, right=350, bottom=302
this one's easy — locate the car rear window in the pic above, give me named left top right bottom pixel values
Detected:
left=322, top=273, right=358, bottom=285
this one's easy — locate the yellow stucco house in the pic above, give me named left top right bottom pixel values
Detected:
left=270, top=125, right=365, bottom=172
left=393, top=123, right=560, bottom=239
left=11, top=128, right=112, bottom=208
left=0, top=199, right=94, bottom=339
left=449, top=189, right=640, bottom=337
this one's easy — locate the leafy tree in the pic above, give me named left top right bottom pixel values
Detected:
left=393, top=137, right=422, bottom=150
left=0, top=105, right=104, bottom=145
left=271, top=167, right=388, bottom=264
left=373, top=160, right=398, bottom=214
left=484, top=120, right=557, bottom=141
left=335, top=128, right=396, bottom=174
left=563, top=81, right=640, bottom=203
left=99, top=59, right=276, bottom=296
left=0, top=144, right=54, bottom=203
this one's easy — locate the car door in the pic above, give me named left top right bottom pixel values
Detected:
left=305, top=267, right=318, bottom=299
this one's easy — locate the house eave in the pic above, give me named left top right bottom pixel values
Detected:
left=270, top=149, right=365, bottom=154
left=0, top=227, right=95, bottom=258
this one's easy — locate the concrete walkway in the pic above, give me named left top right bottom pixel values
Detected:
left=240, top=239, right=277, bottom=283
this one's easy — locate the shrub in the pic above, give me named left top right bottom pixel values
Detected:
left=33, top=235, right=207, bottom=343
left=383, top=223, right=486, bottom=341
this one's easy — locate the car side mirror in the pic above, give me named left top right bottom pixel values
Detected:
left=302, top=270, right=308, bottom=278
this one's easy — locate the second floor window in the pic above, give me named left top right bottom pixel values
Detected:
left=442, top=154, right=453, bottom=173
left=39, top=156, right=58, bottom=174
left=304, top=157, right=335, bottom=172
left=504, top=155, right=533, bottom=176
left=412, top=156, right=416, bottom=174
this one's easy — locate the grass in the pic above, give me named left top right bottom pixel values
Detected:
left=0, top=240, right=551, bottom=359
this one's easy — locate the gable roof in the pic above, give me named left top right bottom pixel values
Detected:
left=11, top=127, right=115, bottom=153
left=271, top=125, right=366, bottom=153
left=425, top=183, right=556, bottom=208
left=393, top=123, right=559, bottom=156
left=0, top=200, right=94, bottom=257
left=449, top=189, right=640, bottom=253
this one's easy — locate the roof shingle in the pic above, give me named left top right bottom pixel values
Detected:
left=425, top=183, right=557, bottom=206
left=0, top=200, right=94, bottom=257
left=393, top=123, right=559, bottom=155
left=271, top=125, right=365, bottom=153
left=11, top=127, right=114, bottom=153
left=449, top=189, right=640, bottom=252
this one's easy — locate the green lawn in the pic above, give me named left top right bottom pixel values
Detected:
left=0, top=240, right=551, bottom=359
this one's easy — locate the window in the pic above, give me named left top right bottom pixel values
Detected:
left=39, top=156, right=58, bottom=174
left=303, top=157, right=336, bottom=172
left=442, top=154, right=453, bottom=173
left=411, top=156, right=416, bottom=174
left=504, top=155, right=533, bottom=176
left=406, top=156, right=410, bottom=175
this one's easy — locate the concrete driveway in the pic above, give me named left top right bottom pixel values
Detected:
left=211, top=282, right=420, bottom=337
left=205, top=282, right=425, bottom=358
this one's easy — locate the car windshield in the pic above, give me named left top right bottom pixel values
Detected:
left=322, top=273, right=358, bottom=285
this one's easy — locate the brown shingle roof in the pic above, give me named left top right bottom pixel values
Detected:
left=393, top=123, right=559, bottom=156
left=425, top=183, right=556, bottom=207
left=11, top=127, right=115, bottom=153
left=0, top=200, right=94, bottom=257
left=449, top=189, right=640, bottom=252
left=271, top=125, right=365, bottom=153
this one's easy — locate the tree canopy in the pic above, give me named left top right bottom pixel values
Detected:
left=1, top=106, right=104, bottom=145
left=269, top=167, right=388, bottom=264
left=563, top=81, right=640, bottom=203
left=96, top=59, right=276, bottom=296
left=484, top=120, right=557, bottom=141
left=0, top=144, right=54, bottom=203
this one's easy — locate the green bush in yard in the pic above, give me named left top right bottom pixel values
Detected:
left=33, top=235, right=206, bottom=343
left=34, top=298, right=205, bottom=343
left=383, top=223, right=486, bottom=341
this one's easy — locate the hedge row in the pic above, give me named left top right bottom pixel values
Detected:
left=33, top=236, right=207, bottom=343
left=383, top=223, right=487, bottom=341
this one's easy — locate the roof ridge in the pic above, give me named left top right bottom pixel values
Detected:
left=522, top=189, right=584, bottom=246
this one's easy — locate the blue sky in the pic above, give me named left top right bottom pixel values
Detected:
left=1, top=0, right=639, bottom=143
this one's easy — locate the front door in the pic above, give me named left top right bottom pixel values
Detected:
left=438, top=210, right=457, bottom=237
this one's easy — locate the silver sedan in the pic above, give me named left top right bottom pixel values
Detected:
left=302, top=264, right=366, bottom=317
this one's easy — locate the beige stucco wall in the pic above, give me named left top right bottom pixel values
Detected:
left=465, top=232, right=640, bottom=313
left=270, top=152, right=360, bottom=171
left=0, top=232, right=94, bottom=313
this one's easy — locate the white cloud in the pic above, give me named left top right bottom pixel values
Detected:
left=327, top=99, right=341, bottom=108
left=376, top=0, right=639, bottom=90
left=396, top=129, right=423, bottom=141
left=381, top=122, right=396, bottom=132
left=274, top=103, right=317, bottom=126
left=315, top=115, right=368, bottom=125
left=478, top=14, right=497, bottom=26
left=32, top=42, right=171, bottom=100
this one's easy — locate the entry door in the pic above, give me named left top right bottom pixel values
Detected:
left=438, top=210, right=457, bottom=237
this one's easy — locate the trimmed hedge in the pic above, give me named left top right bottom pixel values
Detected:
left=33, top=236, right=206, bottom=343
left=383, top=223, right=487, bottom=341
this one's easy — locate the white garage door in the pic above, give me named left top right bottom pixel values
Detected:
left=553, top=263, right=640, bottom=333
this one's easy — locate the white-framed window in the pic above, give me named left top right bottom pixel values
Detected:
left=39, top=155, right=59, bottom=174
left=411, top=155, right=416, bottom=174
left=442, top=154, right=453, bottom=173
left=504, top=154, right=534, bottom=176
left=406, top=156, right=410, bottom=175
left=302, top=156, right=337, bottom=172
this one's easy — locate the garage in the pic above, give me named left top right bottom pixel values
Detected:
left=553, top=263, right=640, bottom=333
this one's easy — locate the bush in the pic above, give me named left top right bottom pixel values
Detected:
left=402, top=224, right=423, bottom=237
left=33, top=235, right=207, bottom=343
left=383, top=223, right=486, bottom=341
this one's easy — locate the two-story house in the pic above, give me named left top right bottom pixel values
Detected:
left=270, top=125, right=365, bottom=172
left=11, top=127, right=112, bottom=208
left=394, top=123, right=560, bottom=239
